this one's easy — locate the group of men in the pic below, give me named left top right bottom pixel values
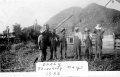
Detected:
left=38, top=24, right=67, bottom=61
left=73, top=24, right=104, bottom=61
left=38, top=23, right=104, bottom=61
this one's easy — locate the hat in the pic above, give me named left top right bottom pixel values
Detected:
left=95, top=24, right=102, bottom=30
left=40, top=26, right=46, bottom=32
left=61, top=28, right=66, bottom=32
left=74, top=27, right=79, bottom=31
left=40, top=29, right=44, bottom=33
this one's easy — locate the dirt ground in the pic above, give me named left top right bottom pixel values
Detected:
left=1, top=42, right=120, bottom=72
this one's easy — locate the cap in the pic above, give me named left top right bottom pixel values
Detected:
left=95, top=24, right=102, bottom=30
left=61, top=28, right=66, bottom=32
left=74, top=27, right=79, bottom=31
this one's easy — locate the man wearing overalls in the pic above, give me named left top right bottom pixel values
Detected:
left=84, top=28, right=92, bottom=61
left=60, top=28, right=67, bottom=60
left=73, top=27, right=82, bottom=60
left=94, top=24, right=104, bottom=60
left=41, top=24, right=52, bottom=61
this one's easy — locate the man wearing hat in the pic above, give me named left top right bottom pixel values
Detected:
left=93, top=24, right=104, bottom=60
left=59, top=27, right=67, bottom=60
left=83, top=27, right=92, bottom=60
left=73, top=27, right=82, bottom=60
left=41, top=24, right=52, bottom=61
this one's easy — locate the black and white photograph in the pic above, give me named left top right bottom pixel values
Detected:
left=0, top=0, right=120, bottom=76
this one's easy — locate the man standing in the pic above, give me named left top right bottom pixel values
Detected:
left=6, top=26, right=10, bottom=49
left=36, top=25, right=51, bottom=62
left=60, top=28, right=67, bottom=60
left=38, top=28, right=44, bottom=50
left=94, top=24, right=104, bottom=60
left=73, top=27, right=82, bottom=60
left=41, top=24, right=52, bottom=61
left=6, top=26, right=10, bottom=38
left=50, top=29, right=59, bottom=60
left=83, top=28, right=92, bottom=61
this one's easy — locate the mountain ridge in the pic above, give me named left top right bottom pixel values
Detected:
left=46, top=3, right=120, bottom=35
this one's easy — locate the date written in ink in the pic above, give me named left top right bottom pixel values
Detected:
left=46, top=72, right=60, bottom=76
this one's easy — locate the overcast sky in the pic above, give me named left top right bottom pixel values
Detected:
left=0, top=0, right=120, bottom=33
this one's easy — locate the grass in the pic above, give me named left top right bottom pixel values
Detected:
left=1, top=42, right=120, bottom=72
left=1, top=42, right=40, bottom=72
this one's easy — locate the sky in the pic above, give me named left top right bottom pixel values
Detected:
left=0, top=0, right=120, bottom=33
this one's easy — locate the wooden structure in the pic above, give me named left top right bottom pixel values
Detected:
left=66, top=33, right=117, bottom=56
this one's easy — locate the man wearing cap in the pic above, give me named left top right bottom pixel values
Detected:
left=59, top=28, right=67, bottom=60
left=83, top=27, right=92, bottom=60
left=93, top=24, right=104, bottom=60
left=50, top=29, right=59, bottom=60
left=73, top=27, right=82, bottom=60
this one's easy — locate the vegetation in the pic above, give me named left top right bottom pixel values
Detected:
left=13, top=23, right=22, bottom=38
left=1, top=42, right=40, bottom=72
left=12, top=23, right=41, bottom=43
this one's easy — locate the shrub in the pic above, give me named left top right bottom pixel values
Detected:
left=11, top=43, right=25, bottom=50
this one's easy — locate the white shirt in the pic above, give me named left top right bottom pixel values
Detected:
left=83, top=33, right=93, bottom=41
left=74, top=32, right=83, bottom=41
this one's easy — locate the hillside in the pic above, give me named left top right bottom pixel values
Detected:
left=78, top=3, right=120, bottom=35
left=46, top=3, right=120, bottom=35
left=46, top=7, right=82, bottom=35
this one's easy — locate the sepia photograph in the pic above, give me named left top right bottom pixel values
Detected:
left=0, top=0, right=120, bottom=76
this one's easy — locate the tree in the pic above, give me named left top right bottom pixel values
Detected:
left=20, top=26, right=40, bottom=43
left=13, top=23, right=22, bottom=38
left=12, top=22, right=41, bottom=43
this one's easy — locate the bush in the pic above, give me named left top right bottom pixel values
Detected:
left=13, top=23, right=22, bottom=38
left=20, top=27, right=40, bottom=43
left=11, top=43, right=25, bottom=50
left=12, top=23, right=41, bottom=43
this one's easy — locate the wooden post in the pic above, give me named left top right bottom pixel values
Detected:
left=105, top=0, right=112, bottom=7
left=55, top=15, right=73, bottom=30
left=6, top=26, right=10, bottom=50
left=113, top=33, right=117, bottom=58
